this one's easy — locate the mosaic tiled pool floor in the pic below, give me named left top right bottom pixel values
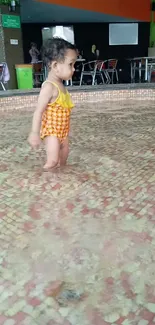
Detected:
left=1, top=100, right=155, bottom=324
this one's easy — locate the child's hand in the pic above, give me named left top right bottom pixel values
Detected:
left=28, top=132, right=41, bottom=149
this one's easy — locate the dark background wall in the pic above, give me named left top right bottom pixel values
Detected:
left=22, top=22, right=150, bottom=63
left=74, top=23, right=150, bottom=60
left=1, top=5, right=24, bottom=89
left=4, top=27, right=24, bottom=89
left=22, top=22, right=150, bottom=82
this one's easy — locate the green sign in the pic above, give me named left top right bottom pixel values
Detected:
left=2, top=14, right=21, bottom=29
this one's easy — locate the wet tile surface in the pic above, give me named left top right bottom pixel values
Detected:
left=0, top=100, right=155, bottom=324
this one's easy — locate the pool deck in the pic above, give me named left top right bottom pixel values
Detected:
left=1, top=82, right=155, bottom=98
left=0, top=86, right=155, bottom=324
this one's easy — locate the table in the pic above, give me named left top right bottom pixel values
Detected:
left=129, top=57, right=155, bottom=82
left=76, top=58, right=85, bottom=62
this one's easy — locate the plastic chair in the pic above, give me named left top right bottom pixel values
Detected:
left=147, top=59, right=155, bottom=82
left=33, top=62, right=44, bottom=87
left=80, top=60, right=105, bottom=86
left=65, top=79, right=72, bottom=86
left=0, top=63, right=6, bottom=90
left=96, top=60, right=111, bottom=84
left=106, top=59, right=118, bottom=84
left=72, top=62, right=83, bottom=85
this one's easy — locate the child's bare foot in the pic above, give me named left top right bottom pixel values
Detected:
left=43, top=161, right=60, bottom=172
left=43, top=162, right=58, bottom=172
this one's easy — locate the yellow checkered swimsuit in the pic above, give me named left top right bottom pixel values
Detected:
left=40, top=81, right=74, bottom=143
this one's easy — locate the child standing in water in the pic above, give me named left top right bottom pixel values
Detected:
left=28, top=38, right=77, bottom=170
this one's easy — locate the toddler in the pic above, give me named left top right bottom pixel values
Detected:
left=28, top=38, right=77, bottom=170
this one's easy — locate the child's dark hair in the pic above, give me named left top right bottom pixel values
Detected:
left=42, top=38, right=77, bottom=67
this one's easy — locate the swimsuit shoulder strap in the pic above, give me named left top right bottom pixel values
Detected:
left=42, top=80, right=60, bottom=90
left=42, top=80, right=62, bottom=104
left=42, top=80, right=60, bottom=97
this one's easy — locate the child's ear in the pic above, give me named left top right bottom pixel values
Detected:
left=51, top=61, right=57, bottom=70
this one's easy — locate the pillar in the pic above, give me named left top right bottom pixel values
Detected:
left=0, top=1, right=24, bottom=89
left=0, top=8, right=6, bottom=63
left=150, top=0, right=155, bottom=47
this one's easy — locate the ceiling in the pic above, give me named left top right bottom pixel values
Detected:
left=21, top=0, right=136, bottom=24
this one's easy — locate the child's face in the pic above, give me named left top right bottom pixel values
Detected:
left=54, top=49, right=77, bottom=80
left=31, top=43, right=36, bottom=50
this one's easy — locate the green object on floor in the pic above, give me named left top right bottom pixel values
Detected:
left=15, top=64, right=33, bottom=89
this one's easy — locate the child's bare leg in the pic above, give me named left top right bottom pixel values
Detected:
left=44, top=136, right=60, bottom=170
left=60, top=137, right=69, bottom=166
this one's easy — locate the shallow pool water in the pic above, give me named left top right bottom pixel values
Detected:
left=0, top=100, right=155, bottom=324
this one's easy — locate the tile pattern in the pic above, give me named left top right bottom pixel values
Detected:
left=1, top=82, right=155, bottom=98
left=0, top=99, right=155, bottom=324
left=1, top=88, right=155, bottom=112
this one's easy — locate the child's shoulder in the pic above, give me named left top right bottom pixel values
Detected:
left=41, top=80, right=59, bottom=96
left=42, top=80, right=55, bottom=89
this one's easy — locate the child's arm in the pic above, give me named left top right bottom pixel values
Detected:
left=28, top=83, right=53, bottom=149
